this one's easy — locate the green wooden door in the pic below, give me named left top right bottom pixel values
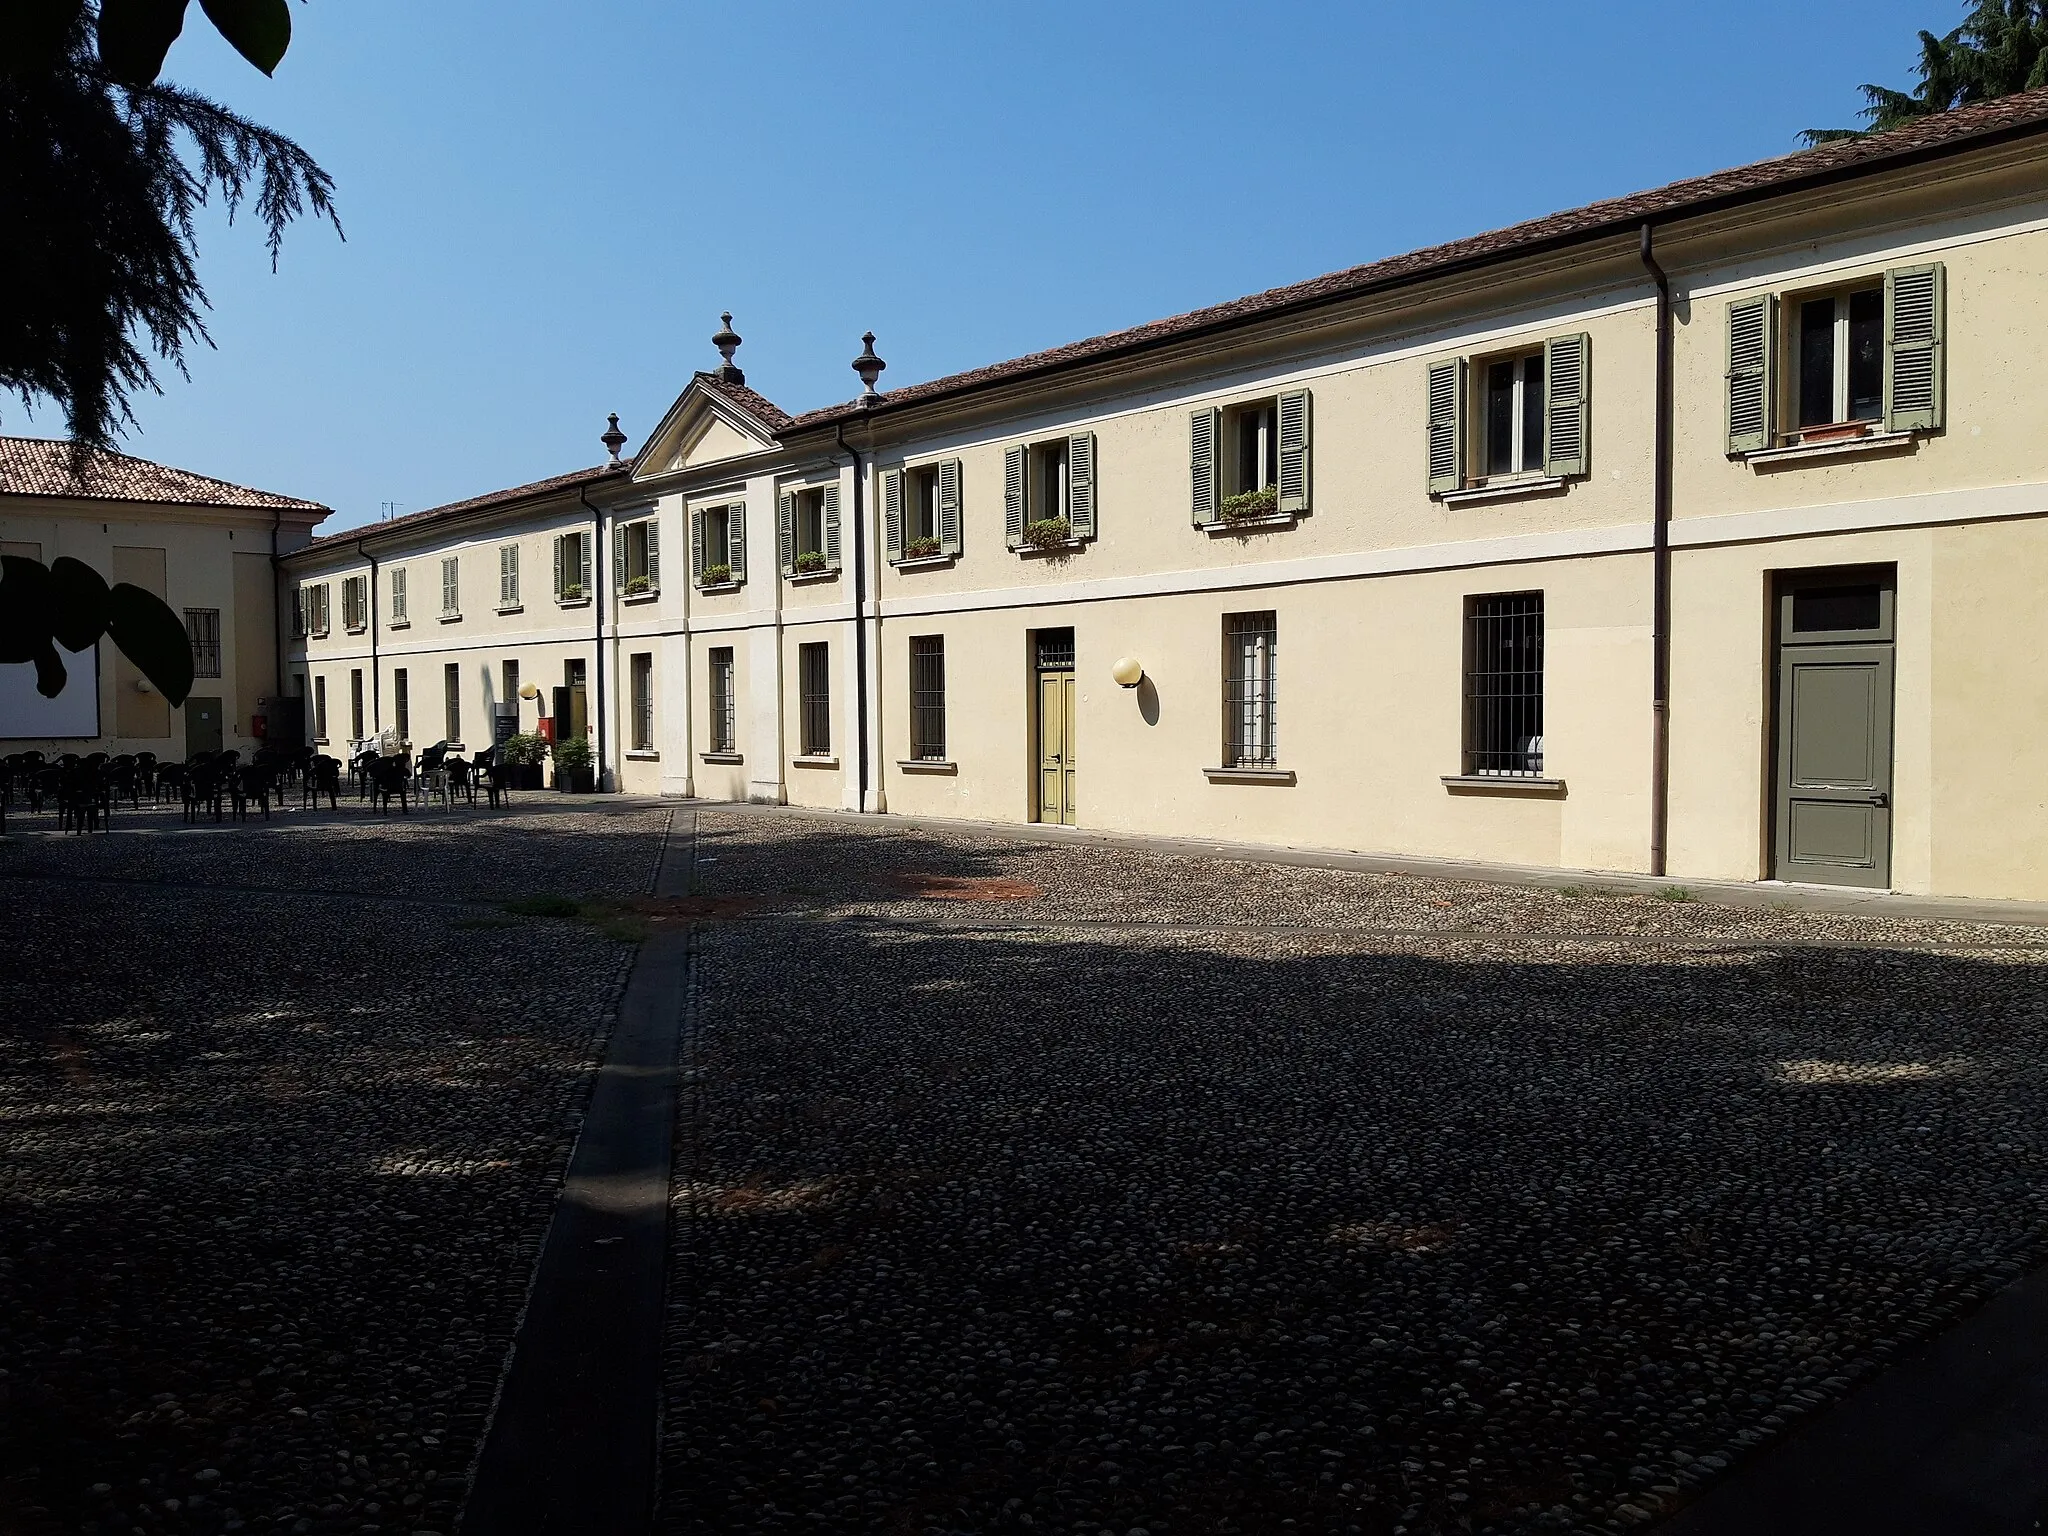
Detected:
left=186, top=695, right=223, bottom=756
left=1036, top=671, right=1076, bottom=826
left=1773, top=571, right=1895, bottom=888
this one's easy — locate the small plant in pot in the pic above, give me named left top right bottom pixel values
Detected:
left=699, top=563, right=734, bottom=587
left=559, top=582, right=585, bottom=601
left=501, top=732, right=548, bottom=788
left=1220, top=486, right=1280, bottom=522
left=794, top=549, right=828, bottom=574
left=551, top=731, right=596, bottom=793
left=1022, top=517, right=1072, bottom=551
left=903, top=536, right=942, bottom=560
left=622, top=574, right=652, bottom=596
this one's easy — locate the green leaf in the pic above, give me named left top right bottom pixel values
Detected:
left=198, top=0, right=289, bottom=75
left=105, top=582, right=194, bottom=706
left=0, top=555, right=59, bottom=666
left=97, top=0, right=190, bottom=87
left=47, top=556, right=112, bottom=653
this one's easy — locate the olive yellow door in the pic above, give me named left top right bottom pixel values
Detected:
left=1036, top=670, right=1076, bottom=825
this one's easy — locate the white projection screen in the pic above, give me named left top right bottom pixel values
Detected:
left=0, top=644, right=101, bottom=739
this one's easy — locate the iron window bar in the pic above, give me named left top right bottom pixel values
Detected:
left=798, top=643, right=831, bottom=757
left=1224, top=611, right=1278, bottom=768
left=1464, top=592, right=1545, bottom=776
left=909, top=636, right=947, bottom=760
left=708, top=647, right=736, bottom=755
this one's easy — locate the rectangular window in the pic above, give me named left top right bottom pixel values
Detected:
left=313, top=674, right=328, bottom=740
left=350, top=668, right=365, bottom=740
left=796, top=488, right=826, bottom=558
left=183, top=608, right=222, bottom=678
left=499, top=544, right=520, bottom=607
left=620, top=519, right=659, bottom=594
left=502, top=659, right=519, bottom=709
left=1796, top=287, right=1885, bottom=428
left=909, top=469, right=940, bottom=545
left=1226, top=399, right=1279, bottom=495
left=1483, top=352, right=1546, bottom=476
left=302, top=583, right=330, bottom=638
left=440, top=556, right=460, bottom=617
left=1464, top=592, right=1546, bottom=777
left=291, top=587, right=305, bottom=638
left=556, top=531, right=590, bottom=600
left=798, top=641, right=830, bottom=757
left=708, top=646, right=736, bottom=755
left=909, top=636, right=946, bottom=762
left=1031, top=439, right=1070, bottom=522
left=698, top=507, right=732, bottom=581
left=443, top=661, right=460, bottom=742
left=394, top=667, right=410, bottom=742
left=390, top=566, right=408, bottom=624
left=342, top=574, right=368, bottom=632
left=630, top=652, right=654, bottom=751
left=1223, top=612, right=1278, bottom=768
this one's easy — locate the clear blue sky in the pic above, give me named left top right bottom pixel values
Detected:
left=22, top=0, right=1958, bottom=533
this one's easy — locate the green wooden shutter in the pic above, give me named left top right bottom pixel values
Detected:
left=824, top=483, right=842, bottom=567
left=644, top=519, right=659, bottom=588
left=579, top=532, right=592, bottom=594
left=1726, top=294, right=1776, bottom=455
left=1426, top=359, right=1464, bottom=494
left=728, top=503, right=746, bottom=583
left=690, top=508, right=704, bottom=582
left=1543, top=333, right=1590, bottom=478
left=552, top=535, right=564, bottom=599
left=778, top=490, right=796, bottom=576
left=613, top=524, right=628, bottom=591
left=938, top=458, right=963, bottom=556
left=1276, top=390, right=1310, bottom=514
left=1190, top=407, right=1219, bottom=525
left=882, top=468, right=904, bottom=561
left=1003, top=446, right=1026, bottom=549
left=1067, top=431, right=1097, bottom=540
left=1885, top=262, right=1944, bottom=432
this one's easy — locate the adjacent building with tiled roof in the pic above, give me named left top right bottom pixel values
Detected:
left=0, top=436, right=329, bottom=513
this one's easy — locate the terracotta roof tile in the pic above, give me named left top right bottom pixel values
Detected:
left=695, top=373, right=793, bottom=432
left=0, top=436, right=328, bottom=513
left=787, top=91, right=2048, bottom=431
left=296, top=462, right=632, bottom=555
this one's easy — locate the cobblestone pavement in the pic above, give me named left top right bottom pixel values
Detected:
left=662, top=810, right=2048, bottom=1536
left=0, top=804, right=667, bottom=1536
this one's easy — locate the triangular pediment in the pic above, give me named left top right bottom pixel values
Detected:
left=632, top=374, right=785, bottom=483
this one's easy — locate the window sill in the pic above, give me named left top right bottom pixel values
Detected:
left=897, top=759, right=957, bottom=774
left=344, top=623, right=368, bottom=635
left=620, top=590, right=660, bottom=605
left=624, top=749, right=660, bottom=760
left=1741, top=430, right=1916, bottom=468
left=1441, top=774, right=1567, bottom=794
left=1439, top=476, right=1567, bottom=507
left=792, top=754, right=839, bottom=768
left=787, top=567, right=840, bottom=585
left=700, top=751, right=743, bottom=765
left=556, top=595, right=591, bottom=608
left=388, top=620, right=410, bottom=631
left=696, top=580, right=743, bottom=595
left=1204, top=513, right=1298, bottom=536
left=892, top=553, right=956, bottom=570
left=496, top=603, right=524, bottom=615
left=1203, top=766, right=1296, bottom=784
left=310, top=630, right=330, bottom=641
left=438, top=613, right=463, bottom=624
left=1016, top=540, right=1088, bottom=557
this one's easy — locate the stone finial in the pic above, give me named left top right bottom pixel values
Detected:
left=712, top=312, right=745, bottom=385
left=852, top=332, right=886, bottom=407
left=601, top=412, right=628, bottom=466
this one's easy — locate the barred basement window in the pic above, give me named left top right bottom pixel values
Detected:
left=1223, top=612, right=1278, bottom=768
left=183, top=608, right=222, bottom=678
left=798, top=641, right=830, bottom=756
left=630, top=652, right=654, bottom=751
left=1464, top=592, right=1545, bottom=777
left=909, top=636, right=946, bottom=761
left=708, top=647, right=736, bottom=754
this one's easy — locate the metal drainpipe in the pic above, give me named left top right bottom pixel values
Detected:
left=835, top=421, right=870, bottom=813
left=354, top=536, right=380, bottom=734
left=578, top=484, right=609, bottom=791
left=1639, top=222, right=1674, bottom=877
left=268, top=506, right=286, bottom=731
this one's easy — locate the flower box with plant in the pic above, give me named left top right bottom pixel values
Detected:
left=559, top=582, right=586, bottom=601
left=699, top=563, right=734, bottom=587
left=903, top=536, right=942, bottom=560
left=551, top=731, right=595, bottom=793
left=500, top=732, right=548, bottom=788
left=622, top=574, right=652, bottom=596
left=794, top=550, right=828, bottom=574
left=1022, top=517, right=1073, bottom=551
left=1220, top=486, right=1280, bottom=522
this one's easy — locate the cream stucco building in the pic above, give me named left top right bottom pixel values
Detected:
left=278, top=90, right=2048, bottom=902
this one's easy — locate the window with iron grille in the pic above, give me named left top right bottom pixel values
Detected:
left=1222, top=612, right=1278, bottom=767
left=798, top=642, right=830, bottom=756
left=350, top=668, right=365, bottom=740
left=1464, top=591, right=1545, bottom=776
left=444, top=661, right=461, bottom=742
left=313, top=675, right=328, bottom=740
left=394, top=668, right=410, bottom=742
left=502, top=659, right=520, bottom=709
left=440, top=556, right=460, bottom=617
left=390, top=566, right=408, bottom=624
left=342, top=575, right=368, bottom=632
left=909, top=636, right=947, bottom=761
left=708, top=647, right=736, bottom=754
left=183, top=608, right=222, bottom=678
left=630, top=652, right=654, bottom=751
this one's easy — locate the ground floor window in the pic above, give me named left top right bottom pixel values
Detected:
left=798, top=642, right=830, bottom=756
left=350, top=668, right=365, bottom=741
left=708, top=647, right=736, bottom=754
left=313, top=675, right=328, bottom=741
left=444, top=662, right=460, bottom=743
left=394, top=668, right=409, bottom=742
left=631, top=652, right=654, bottom=751
left=183, top=608, right=222, bottom=678
left=503, top=659, right=519, bottom=708
left=910, top=636, right=946, bottom=761
left=1464, top=591, right=1545, bottom=776
left=1223, top=612, right=1278, bottom=768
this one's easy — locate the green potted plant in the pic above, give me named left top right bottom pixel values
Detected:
left=1221, top=486, right=1280, bottom=522
left=903, top=535, right=942, bottom=560
left=559, top=582, right=586, bottom=601
left=551, top=731, right=595, bottom=793
left=1022, top=516, right=1072, bottom=550
left=794, top=549, right=828, bottom=574
left=500, top=732, right=547, bottom=789
left=622, top=574, right=652, bottom=596
left=700, top=562, right=734, bottom=587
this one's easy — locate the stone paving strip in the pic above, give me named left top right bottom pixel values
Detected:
left=661, top=811, right=2048, bottom=1536
left=0, top=808, right=667, bottom=1536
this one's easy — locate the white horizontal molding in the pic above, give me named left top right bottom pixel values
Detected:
left=1671, top=478, right=2048, bottom=550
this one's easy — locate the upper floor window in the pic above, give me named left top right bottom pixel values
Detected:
left=439, top=556, right=460, bottom=619
left=778, top=484, right=842, bottom=576
left=390, top=566, right=408, bottom=625
left=1428, top=337, right=1586, bottom=496
left=691, top=503, right=745, bottom=588
left=301, top=582, right=331, bottom=638
left=184, top=608, right=222, bottom=679
left=616, top=518, right=659, bottom=596
left=886, top=460, right=960, bottom=563
left=1191, top=391, right=1310, bottom=526
left=342, top=574, right=368, bottom=632
left=554, top=530, right=591, bottom=602
left=1003, top=435, right=1096, bottom=551
left=1726, top=263, right=1944, bottom=454
left=499, top=544, right=521, bottom=608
